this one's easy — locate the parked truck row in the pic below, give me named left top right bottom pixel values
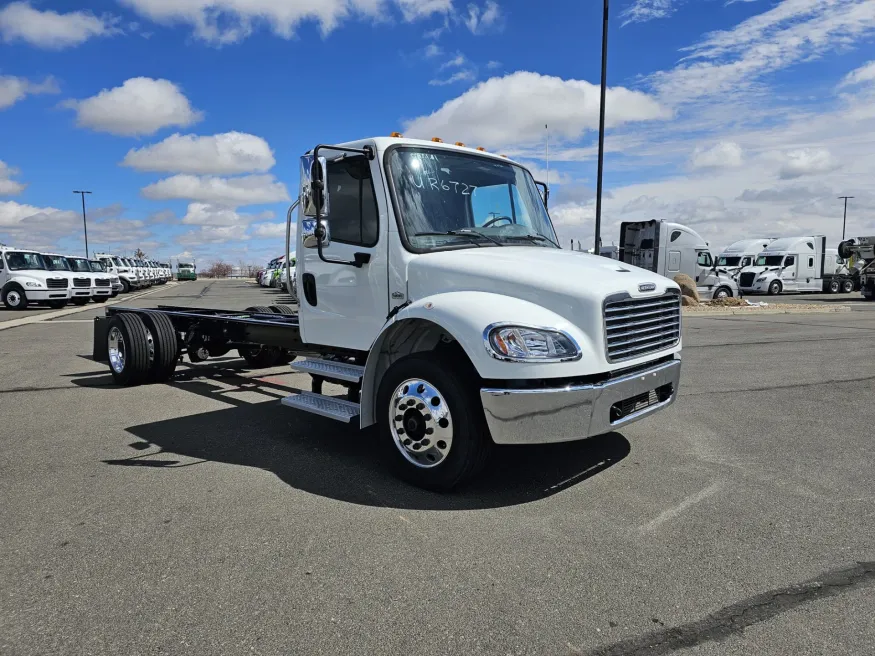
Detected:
left=617, top=221, right=865, bottom=298
left=1, top=246, right=173, bottom=310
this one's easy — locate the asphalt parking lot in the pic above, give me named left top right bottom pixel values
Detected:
left=1, top=280, right=873, bottom=656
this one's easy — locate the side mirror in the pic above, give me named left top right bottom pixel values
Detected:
left=300, top=155, right=330, bottom=217
left=302, top=219, right=331, bottom=249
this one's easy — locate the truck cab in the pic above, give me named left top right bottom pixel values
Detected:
left=95, top=136, right=683, bottom=490
left=66, top=255, right=111, bottom=304
left=715, top=239, right=775, bottom=279
left=619, top=220, right=739, bottom=299
left=177, top=262, right=197, bottom=281
left=738, top=236, right=826, bottom=294
left=90, top=259, right=121, bottom=297
left=1, top=248, right=70, bottom=310
left=42, top=253, right=86, bottom=303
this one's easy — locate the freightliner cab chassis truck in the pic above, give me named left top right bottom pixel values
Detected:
left=92, top=136, right=683, bottom=490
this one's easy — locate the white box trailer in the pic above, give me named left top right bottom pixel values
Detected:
left=92, top=136, right=683, bottom=490
left=619, top=220, right=740, bottom=300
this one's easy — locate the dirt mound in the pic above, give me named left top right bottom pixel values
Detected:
left=673, top=274, right=699, bottom=302
left=681, top=295, right=699, bottom=307
left=707, top=297, right=747, bottom=307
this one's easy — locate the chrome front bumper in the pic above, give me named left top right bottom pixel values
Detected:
left=480, top=357, right=681, bottom=445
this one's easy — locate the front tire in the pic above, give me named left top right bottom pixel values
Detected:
left=768, top=281, right=782, bottom=295
left=376, top=354, right=490, bottom=491
left=2, top=285, right=27, bottom=310
left=121, top=279, right=131, bottom=294
left=47, top=300, right=66, bottom=309
left=71, top=297, right=90, bottom=306
left=713, top=286, right=732, bottom=300
left=92, top=296, right=108, bottom=304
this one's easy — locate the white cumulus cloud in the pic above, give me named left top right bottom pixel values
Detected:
left=250, top=222, right=289, bottom=239
left=689, top=141, right=744, bottom=170
left=839, top=60, right=875, bottom=87
left=464, top=1, right=502, bottom=34
left=176, top=224, right=249, bottom=245
left=620, top=0, right=675, bottom=27
left=0, top=1, right=120, bottom=49
left=405, top=71, right=670, bottom=149
left=122, top=132, right=275, bottom=174
left=141, top=174, right=290, bottom=205
left=119, top=0, right=451, bottom=44
left=181, top=202, right=273, bottom=226
left=0, top=75, right=59, bottom=110
left=0, top=160, right=27, bottom=196
left=63, top=77, right=203, bottom=136
left=778, top=148, right=841, bottom=180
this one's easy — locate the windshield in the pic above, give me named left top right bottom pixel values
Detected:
left=755, top=255, right=785, bottom=267
left=387, top=148, right=558, bottom=251
left=717, top=256, right=741, bottom=267
left=68, top=258, right=92, bottom=272
left=5, top=251, right=45, bottom=270
left=43, top=255, right=71, bottom=271
left=89, top=260, right=106, bottom=272
left=112, top=257, right=123, bottom=267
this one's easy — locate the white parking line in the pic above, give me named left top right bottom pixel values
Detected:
left=0, top=282, right=182, bottom=332
left=637, top=482, right=722, bottom=534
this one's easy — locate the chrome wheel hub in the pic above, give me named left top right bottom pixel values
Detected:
left=108, top=327, right=126, bottom=373
left=389, top=378, right=453, bottom=469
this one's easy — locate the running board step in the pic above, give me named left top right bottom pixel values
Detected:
left=281, top=392, right=360, bottom=423
left=290, top=358, right=364, bottom=383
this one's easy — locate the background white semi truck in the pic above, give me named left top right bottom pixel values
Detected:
left=737, top=236, right=856, bottom=295
left=94, top=136, right=683, bottom=490
left=618, top=220, right=740, bottom=299
left=716, top=239, right=775, bottom=279
left=1, top=247, right=70, bottom=309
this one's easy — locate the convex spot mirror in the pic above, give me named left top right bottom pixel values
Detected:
left=300, top=155, right=330, bottom=218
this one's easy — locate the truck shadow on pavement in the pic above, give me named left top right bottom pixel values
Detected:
left=102, top=363, right=631, bottom=510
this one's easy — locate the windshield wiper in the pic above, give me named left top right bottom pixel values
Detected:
left=503, top=233, right=560, bottom=248
left=413, top=229, right=504, bottom=246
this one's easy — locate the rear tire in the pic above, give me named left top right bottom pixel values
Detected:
left=247, top=305, right=273, bottom=314
left=842, top=279, right=855, bottom=294
left=269, top=304, right=295, bottom=315
left=828, top=279, right=841, bottom=293
left=376, top=353, right=491, bottom=491
left=2, top=284, right=27, bottom=310
left=140, top=311, right=179, bottom=382
left=107, top=313, right=152, bottom=386
left=768, top=281, right=782, bottom=295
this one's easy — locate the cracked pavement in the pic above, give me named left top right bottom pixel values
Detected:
left=1, top=280, right=873, bottom=655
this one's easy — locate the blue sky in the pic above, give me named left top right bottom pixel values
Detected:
left=1, top=0, right=874, bottom=266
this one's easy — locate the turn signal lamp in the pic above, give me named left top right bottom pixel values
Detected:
left=431, top=137, right=443, bottom=143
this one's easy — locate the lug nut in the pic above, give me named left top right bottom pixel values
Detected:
left=416, top=403, right=425, bottom=410
left=425, top=428, right=434, bottom=435
left=421, top=439, right=430, bottom=447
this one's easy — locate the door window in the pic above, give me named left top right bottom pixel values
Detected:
left=326, top=156, right=379, bottom=246
left=741, top=257, right=751, bottom=267
left=784, top=256, right=795, bottom=267
left=696, top=251, right=713, bottom=267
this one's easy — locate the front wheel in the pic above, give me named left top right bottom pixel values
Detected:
left=713, top=286, right=732, bottom=300
left=93, top=296, right=108, bottom=304
left=47, top=300, right=67, bottom=309
left=376, top=354, right=490, bottom=491
left=2, top=285, right=28, bottom=310
left=768, top=281, right=782, bottom=295
left=71, top=297, right=90, bottom=306
left=121, top=279, right=131, bottom=294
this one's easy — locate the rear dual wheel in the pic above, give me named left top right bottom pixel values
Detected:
left=106, top=311, right=178, bottom=386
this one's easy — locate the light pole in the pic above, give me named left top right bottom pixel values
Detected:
left=594, top=0, right=609, bottom=256
left=838, top=196, right=853, bottom=240
left=73, top=190, right=92, bottom=257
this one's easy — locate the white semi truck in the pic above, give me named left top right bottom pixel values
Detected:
left=1, top=247, right=71, bottom=309
left=66, top=255, right=112, bottom=304
left=715, top=239, right=775, bottom=278
left=737, top=236, right=855, bottom=295
left=618, top=220, right=740, bottom=299
left=93, top=136, right=683, bottom=490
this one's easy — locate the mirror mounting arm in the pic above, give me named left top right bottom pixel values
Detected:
left=311, top=143, right=375, bottom=269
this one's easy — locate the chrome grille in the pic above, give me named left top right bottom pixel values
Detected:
left=46, top=278, right=68, bottom=289
left=739, top=272, right=756, bottom=288
left=73, top=277, right=90, bottom=288
left=95, top=278, right=111, bottom=287
left=604, top=291, right=681, bottom=362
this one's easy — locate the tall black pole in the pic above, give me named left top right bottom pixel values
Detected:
left=73, top=190, right=92, bottom=258
left=838, top=196, right=853, bottom=240
left=594, top=0, right=609, bottom=255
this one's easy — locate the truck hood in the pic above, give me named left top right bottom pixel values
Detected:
left=407, top=247, right=677, bottom=342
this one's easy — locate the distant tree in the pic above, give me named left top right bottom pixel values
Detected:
left=134, top=248, right=146, bottom=259
left=206, top=260, right=232, bottom=278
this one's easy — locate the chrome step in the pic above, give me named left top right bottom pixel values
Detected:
left=290, top=358, right=364, bottom=383
left=281, top=392, right=360, bottom=423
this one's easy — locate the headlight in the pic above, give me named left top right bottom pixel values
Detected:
left=25, top=281, right=43, bottom=288
left=484, top=324, right=581, bottom=362
left=756, top=276, right=767, bottom=282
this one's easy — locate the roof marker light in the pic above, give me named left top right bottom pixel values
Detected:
left=455, top=141, right=465, bottom=147
left=390, top=132, right=403, bottom=137
left=431, top=137, right=443, bottom=143
left=476, top=147, right=486, bottom=152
